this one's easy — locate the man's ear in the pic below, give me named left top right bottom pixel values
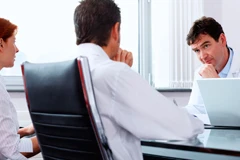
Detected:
left=111, top=22, right=120, bottom=42
left=219, top=33, right=227, bottom=46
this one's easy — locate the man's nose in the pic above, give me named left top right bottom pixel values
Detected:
left=200, top=51, right=207, bottom=59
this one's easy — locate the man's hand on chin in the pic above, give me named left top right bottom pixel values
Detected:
left=113, top=48, right=133, bottom=67
left=199, top=64, right=220, bottom=78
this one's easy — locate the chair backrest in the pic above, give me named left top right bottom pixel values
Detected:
left=77, top=56, right=113, bottom=160
left=21, top=58, right=112, bottom=160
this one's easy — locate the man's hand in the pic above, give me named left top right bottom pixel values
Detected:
left=113, top=48, right=133, bottom=67
left=199, top=64, right=220, bottom=78
left=18, top=124, right=35, bottom=138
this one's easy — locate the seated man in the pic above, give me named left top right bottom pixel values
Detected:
left=73, top=0, right=204, bottom=160
left=186, top=16, right=240, bottom=108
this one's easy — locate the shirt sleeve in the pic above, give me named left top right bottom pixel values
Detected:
left=111, top=65, right=204, bottom=140
left=0, top=97, right=32, bottom=160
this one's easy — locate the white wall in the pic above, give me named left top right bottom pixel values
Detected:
left=203, top=0, right=240, bottom=53
left=222, top=0, right=240, bottom=53
left=203, top=0, right=222, bottom=23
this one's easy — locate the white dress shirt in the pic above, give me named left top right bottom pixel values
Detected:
left=188, top=47, right=240, bottom=107
left=0, top=75, right=32, bottom=160
left=78, top=43, right=204, bottom=160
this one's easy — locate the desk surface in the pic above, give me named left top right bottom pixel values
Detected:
left=142, top=129, right=240, bottom=159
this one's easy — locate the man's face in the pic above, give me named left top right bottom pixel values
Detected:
left=190, top=33, right=226, bottom=69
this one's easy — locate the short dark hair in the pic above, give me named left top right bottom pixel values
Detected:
left=186, top=16, right=224, bottom=45
left=74, top=0, right=121, bottom=46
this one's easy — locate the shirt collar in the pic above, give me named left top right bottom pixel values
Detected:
left=219, top=47, right=233, bottom=77
left=77, top=43, right=110, bottom=60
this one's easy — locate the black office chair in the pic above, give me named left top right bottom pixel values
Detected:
left=21, top=57, right=113, bottom=160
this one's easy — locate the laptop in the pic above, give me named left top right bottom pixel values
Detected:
left=197, top=78, right=240, bottom=127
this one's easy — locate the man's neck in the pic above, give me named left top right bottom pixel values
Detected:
left=218, top=47, right=230, bottom=73
left=102, top=46, right=114, bottom=59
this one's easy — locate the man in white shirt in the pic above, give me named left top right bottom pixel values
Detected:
left=74, top=0, right=204, bottom=160
left=186, top=16, right=240, bottom=108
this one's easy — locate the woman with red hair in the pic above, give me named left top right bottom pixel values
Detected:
left=0, top=17, right=40, bottom=159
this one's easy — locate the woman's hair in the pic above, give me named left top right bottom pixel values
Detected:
left=0, top=18, right=17, bottom=42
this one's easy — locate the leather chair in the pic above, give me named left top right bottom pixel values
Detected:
left=21, top=57, right=113, bottom=160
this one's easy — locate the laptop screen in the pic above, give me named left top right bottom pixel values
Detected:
left=197, top=78, right=240, bottom=127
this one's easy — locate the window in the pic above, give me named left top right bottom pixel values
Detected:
left=0, top=0, right=80, bottom=76
left=0, top=0, right=139, bottom=90
left=1, top=0, right=203, bottom=90
left=137, top=0, right=203, bottom=89
left=151, top=0, right=170, bottom=88
left=150, top=0, right=203, bottom=89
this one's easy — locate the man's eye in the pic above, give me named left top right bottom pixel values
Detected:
left=204, top=44, right=209, bottom=48
left=194, top=50, right=200, bottom=53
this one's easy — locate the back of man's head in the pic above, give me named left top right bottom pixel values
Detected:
left=186, top=16, right=224, bottom=45
left=74, top=0, right=121, bottom=47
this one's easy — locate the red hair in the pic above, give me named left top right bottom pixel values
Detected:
left=0, top=18, right=17, bottom=42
